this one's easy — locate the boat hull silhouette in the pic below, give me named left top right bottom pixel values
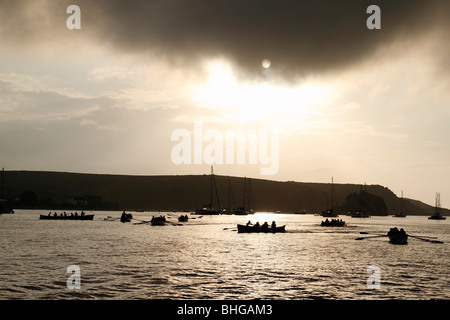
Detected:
left=39, top=214, right=94, bottom=220
left=388, top=234, right=408, bottom=245
left=120, top=214, right=133, bottom=222
left=428, top=215, right=446, bottom=220
left=151, top=217, right=166, bottom=225
left=237, top=224, right=285, bottom=233
left=321, top=220, right=345, bottom=227
left=387, top=227, right=408, bottom=244
left=0, top=207, right=14, bottom=214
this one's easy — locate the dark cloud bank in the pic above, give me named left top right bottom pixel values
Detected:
left=3, top=0, right=450, bottom=80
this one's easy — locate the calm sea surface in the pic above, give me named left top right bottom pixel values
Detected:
left=1, top=210, right=449, bottom=300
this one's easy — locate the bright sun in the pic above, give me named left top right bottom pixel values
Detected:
left=192, top=60, right=329, bottom=128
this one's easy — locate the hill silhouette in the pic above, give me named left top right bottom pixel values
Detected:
left=2, top=170, right=447, bottom=216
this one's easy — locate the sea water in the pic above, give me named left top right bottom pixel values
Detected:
left=0, top=210, right=449, bottom=300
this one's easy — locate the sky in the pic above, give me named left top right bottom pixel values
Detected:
left=0, top=0, right=449, bottom=207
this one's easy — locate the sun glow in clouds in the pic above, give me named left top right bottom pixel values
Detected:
left=192, top=60, right=329, bottom=128
left=261, top=59, right=271, bottom=69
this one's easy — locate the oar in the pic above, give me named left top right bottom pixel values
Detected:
left=131, top=217, right=153, bottom=225
left=167, top=221, right=183, bottom=226
left=133, top=221, right=150, bottom=225
left=361, top=231, right=438, bottom=239
left=408, top=234, right=443, bottom=244
left=355, top=235, right=387, bottom=240
left=104, top=217, right=120, bottom=221
left=360, top=231, right=384, bottom=235
left=167, top=212, right=179, bottom=216
left=406, top=235, right=438, bottom=239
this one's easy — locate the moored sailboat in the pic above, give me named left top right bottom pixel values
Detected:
left=194, top=166, right=221, bottom=215
left=351, top=185, right=370, bottom=218
left=393, top=191, right=406, bottom=218
left=233, top=177, right=255, bottom=215
left=321, top=177, right=338, bottom=217
left=428, top=192, right=446, bottom=220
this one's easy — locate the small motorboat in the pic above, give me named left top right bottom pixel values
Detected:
left=351, top=211, right=370, bottom=218
left=321, top=209, right=338, bottom=217
left=393, top=213, right=406, bottom=218
left=194, top=208, right=221, bottom=215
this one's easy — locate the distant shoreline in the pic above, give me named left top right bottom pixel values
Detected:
left=2, top=170, right=446, bottom=216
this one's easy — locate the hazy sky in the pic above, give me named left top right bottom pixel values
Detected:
left=1, top=0, right=449, bottom=207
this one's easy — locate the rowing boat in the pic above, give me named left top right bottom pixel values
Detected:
left=151, top=216, right=166, bottom=225
left=39, top=214, right=94, bottom=220
left=388, top=233, right=408, bottom=245
left=321, top=219, right=346, bottom=227
left=387, top=227, right=408, bottom=244
left=120, top=212, right=133, bottom=222
left=237, top=224, right=285, bottom=233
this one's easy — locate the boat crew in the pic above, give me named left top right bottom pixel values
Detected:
left=388, top=227, right=399, bottom=237
left=271, top=221, right=277, bottom=229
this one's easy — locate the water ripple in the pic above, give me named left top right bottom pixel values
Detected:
left=1, top=211, right=449, bottom=300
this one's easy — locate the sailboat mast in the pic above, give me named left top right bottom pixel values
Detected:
left=214, top=171, right=220, bottom=209
left=243, top=177, right=247, bottom=211
left=228, top=177, right=231, bottom=211
left=210, top=166, right=213, bottom=210
left=401, top=191, right=404, bottom=214
left=359, top=184, right=363, bottom=213
left=331, top=177, right=334, bottom=212
left=436, top=192, right=441, bottom=215
left=1, top=168, right=4, bottom=200
left=248, top=178, right=251, bottom=211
